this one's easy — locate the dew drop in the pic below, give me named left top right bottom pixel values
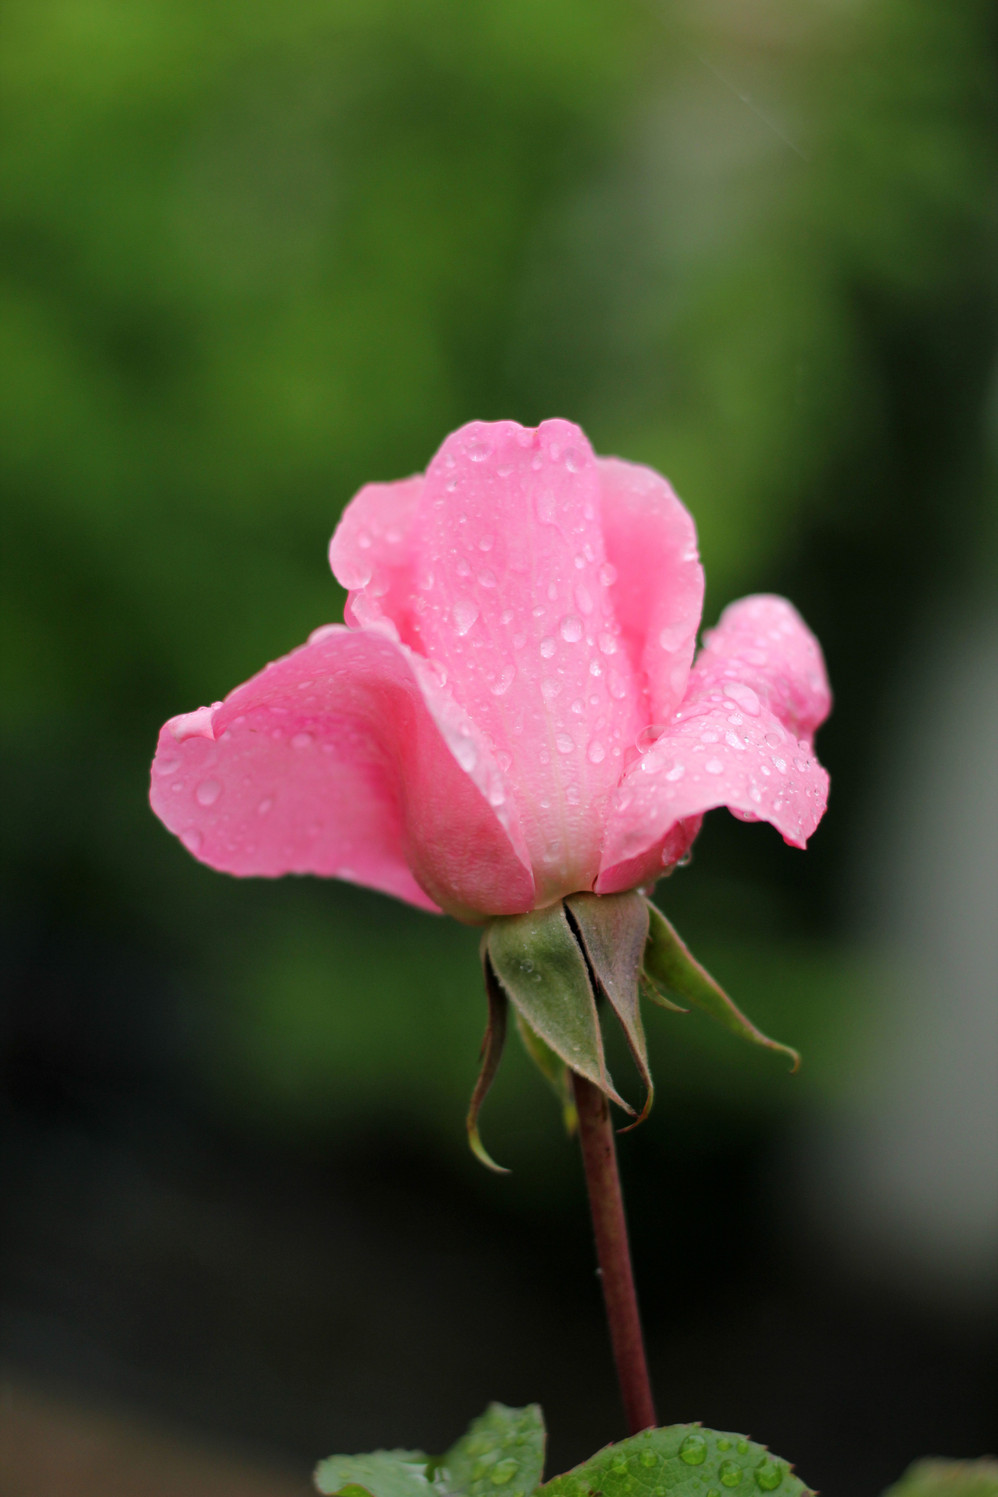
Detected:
left=612, top=1458, right=628, bottom=1474
left=754, top=1460, right=784, bottom=1491
left=560, top=615, right=584, bottom=643
left=456, top=557, right=472, bottom=578
left=725, top=731, right=744, bottom=750
left=679, top=1434, right=708, bottom=1466
left=564, top=447, right=583, bottom=473
left=536, top=490, right=556, bottom=524
left=574, top=584, right=594, bottom=616
left=793, top=756, right=808, bottom=772
left=453, top=599, right=480, bottom=636
left=541, top=677, right=561, bottom=700
left=478, top=569, right=497, bottom=588
left=705, top=758, right=724, bottom=775
left=700, top=729, right=720, bottom=743
left=772, top=756, right=787, bottom=774
left=598, top=632, right=618, bottom=656
left=479, top=535, right=494, bottom=551
left=181, top=829, right=202, bottom=854
left=196, top=778, right=221, bottom=806
left=641, top=1452, right=658, bottom=1468
left=587, top=740, right=606, bottom=765
left=737, top=1444, right=750, bottom=1456
left=599, top=562, right=617, bottom=587
left=665, top=763, right=685, bottom=781
left=257, top=797, right=273, bottom=815
left=291, top=732, right=314, bottom=749
left=156, top=755, right=181, bottom=777
left=718, top=1441, right=732, bottom=1452
left=556, top=732, right=574, bottom=754
left=467, top=439, right=491, bottom=463
left=490, top=665, right=516, bottom=697
left=490, top=1459, right=518, bottom=1486
left=724, top=683, right=761, bottom=716
left=357, top=530, right=372, bottom=550
left=718, top=1460, right=742, bottom=1487
left=453, top=735, right=477, bottom=773
left=540, top=637, right=557, bottom=659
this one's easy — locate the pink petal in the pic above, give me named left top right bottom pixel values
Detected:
left=597, top=457, right=705, bottom=724
left=149, top=625, right=535, bottom=921
left=596, top=594, right=830, bottom=892
left=334, top=419, right=645, bottom=903
left=327, top=474, right=425, bottom=641
left=696, top=594, right=831, bottom=741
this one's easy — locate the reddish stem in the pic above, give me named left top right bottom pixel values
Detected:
left=571, top=1071, right=657, bottom=1435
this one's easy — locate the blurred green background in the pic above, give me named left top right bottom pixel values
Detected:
left=1, top=2, right=996, bottom=1494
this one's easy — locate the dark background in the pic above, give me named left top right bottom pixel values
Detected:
left=1, top=2, right=996, bottom=1493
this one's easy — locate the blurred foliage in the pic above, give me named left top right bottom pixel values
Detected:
left=1, top=0, right=996, bottom=1157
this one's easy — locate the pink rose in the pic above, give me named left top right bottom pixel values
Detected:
left=150, top=420, right=830, bottom=922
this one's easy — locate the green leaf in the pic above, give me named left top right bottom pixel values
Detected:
left=437, top=1402, right=546, bottom=1497
left=467, top=949, right=510, bottom=1174
left=542, top=1424, right=814, bottom=1497
left=513, top=1008, right=577, bottom=1135
left=315, top=1451, right=433, bottom=1497
left=486, top=905, right=630, bottom=1112
left=881, top=1458, right=998, bottom=1496
left=643, top=902, right=800, bottom=1071
left=565, top=892, right=652, bottom=1126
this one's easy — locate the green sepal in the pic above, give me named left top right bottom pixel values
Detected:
left=486, top=904, right=631, bottom=1113
left=436, top=1402, right=546, bottom=1497
left=466, top=946, right=510, bottom=1174
left=565, top=891, right=653, bottom=1127
left=643, top=902, right=801, bottom=1072
left=541, top=1424, right=814, bottom=1497
left=315, top=1451, right=432, bottom=1497
left=881, top=1458, right=998, bottom=1497
left=513, top=1008, right=577, bottom=1135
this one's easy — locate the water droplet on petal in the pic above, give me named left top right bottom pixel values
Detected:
left=560, top=615, right=584, bottom=643
left=587, top=740, right=606, bottom=764
left=665, top=763, right=685, bottom=781
left=536, top=490, right=556, bottom=524
left=564, top=447, right=583, bottom=473
left=357, top=530, right=372, bottom=550
left=156, top=755, right=181, bottom=776
left=679, top=1434, right=708, bottom=1466
left=181, top=829, right=202, bottom=854
left=540, top=637, right=557, bottom=659
left=490, top=665, right=517, bottom=697
left=556, top=732, right=574, bottom=754
left=724, top=682, right=761, bottom=715
left=598, top=632, right=618, bottom=656
left=453, top=599, right=480, bottom=636
left=705, top=758, right=724, bottom=774
left=196, top=778, right=221, bottom=806
left=292, top=732, right=314, bottom=749
left=574, top=584, right=594, bottom=616
left=478, top=569, right=497, bottom=588
left=452, top=735, right=477, bottom=773
left=467, top=438, right=492, bottom=463
left=599, top=562, right=617, bottom=587
left=257, top=796, right=273, bottom=815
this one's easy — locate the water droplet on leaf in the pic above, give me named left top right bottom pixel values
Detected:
left=718, top=1460, right=742, bottom=1487
left=679, top=1434, right=708, bottom=1466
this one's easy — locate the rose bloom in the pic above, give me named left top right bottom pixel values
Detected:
left=151, top=420, right=830, bottom=922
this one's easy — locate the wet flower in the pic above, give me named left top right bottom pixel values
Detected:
left=150, top=420, right=830, bottom=921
